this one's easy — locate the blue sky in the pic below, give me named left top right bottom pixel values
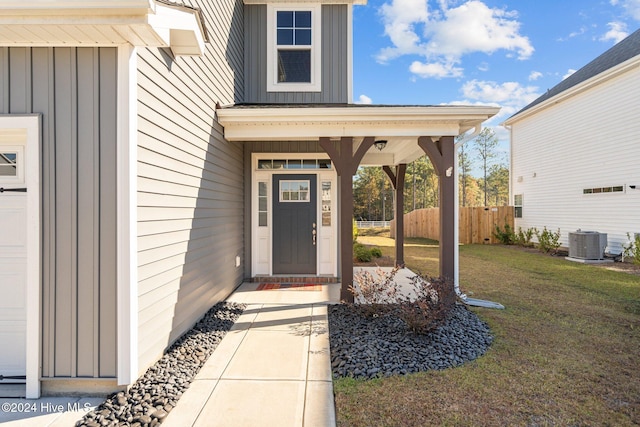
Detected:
left=351, top=0, right=640, bottom=166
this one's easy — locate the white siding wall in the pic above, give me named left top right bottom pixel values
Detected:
left=136, top=0, right=245, bottom=373
left=511, top=65, right=640, bottom=252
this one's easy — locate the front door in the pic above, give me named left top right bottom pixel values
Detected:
left=0, top=146, right=27, bottom=386
left=272, top=174, right=317, bottom=274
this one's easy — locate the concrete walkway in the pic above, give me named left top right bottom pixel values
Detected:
left=0, top=281, right=340, bottom=427
left=162, top=280, right=341, bottom=427
left=1, top=269, right=424, bottom=426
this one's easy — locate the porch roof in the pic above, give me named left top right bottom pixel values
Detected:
left=0, top=0, right=207, bottom=56
left=216, top=103, right=500, bottom=165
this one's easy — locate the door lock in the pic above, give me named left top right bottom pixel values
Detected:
left=312, top=229, right=317, bottom=245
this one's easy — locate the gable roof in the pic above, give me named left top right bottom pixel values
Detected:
left=506, top=27, right=640, bottom=122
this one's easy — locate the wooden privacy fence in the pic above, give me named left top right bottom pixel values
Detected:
left=390, top=206, right=514, bottom=244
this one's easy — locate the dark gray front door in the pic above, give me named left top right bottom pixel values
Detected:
left=272, top=174, right=317, bottom=274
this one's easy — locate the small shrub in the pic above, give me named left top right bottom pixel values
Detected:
left=535, top=227, right=561, bottom=254
left=493, top=223, right=515, bottom=245
left=353, top=219, right=359, bottom=242
left=395, top=275, right=456, bottom=335
left=515, top=227, right=535, bottom=247
left=622, top=232, right=640, bottom=264
left=349, top=266, right=400, bottom=317
left=350, top=268, right=456, bottom=335
left=354, top=243, right=372, bottom=262
left=370, top=247, right=383, bottom=258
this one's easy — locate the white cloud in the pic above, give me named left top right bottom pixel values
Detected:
left=409, top=60, right=463, bottom=78
left=425, top=1, right=534, bottom=59
left=528, top=71, right=543, bottom=81
left=478, top=62, right=490, bottom=72
left=377, top=0, right=430, bottom=63
left=461, top=80, right=539, bottom=104
left=355, top=94, right=373, bottom=104
left=377, top=0, right=534, bottom=78
left=456, top=79, right=540, bottom=122
left=600, top=21, right=629, bottom=43
left=611, top=0, right=640, bottom=20
left=557, top=26, right=587, bottom=42
left=563, top=69, right=577, bottom=80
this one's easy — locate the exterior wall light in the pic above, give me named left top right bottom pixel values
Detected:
left=374, top=140, right=387, bottom=151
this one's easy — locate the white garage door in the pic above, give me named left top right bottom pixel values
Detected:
left=0, top=143, right=27, bottom=384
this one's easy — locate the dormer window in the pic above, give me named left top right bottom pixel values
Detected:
left=267, top=4, right=321, bottom=92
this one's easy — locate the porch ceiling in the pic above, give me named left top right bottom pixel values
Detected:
left=216, top=104, right=500, bottom=165
left=0, top=0, right=207, bottom=56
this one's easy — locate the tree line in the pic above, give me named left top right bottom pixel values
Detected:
left=354, top=128, right=508, bottom=221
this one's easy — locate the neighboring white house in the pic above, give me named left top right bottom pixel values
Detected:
left=504, top=28, right=640, bottom=253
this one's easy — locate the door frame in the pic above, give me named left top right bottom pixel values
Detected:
left=251, top=153, right=337, bottom=277
left=0, top=115, right=41, bottom=398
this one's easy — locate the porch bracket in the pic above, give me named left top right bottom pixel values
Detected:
left=319, top=136, right=375, bottom=303
left=382, top=164, right=407, bottom=267
left=418, top=136, right=455, bottom=282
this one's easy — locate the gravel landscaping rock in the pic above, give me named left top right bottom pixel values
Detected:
left=76, top=302, right=245, bottom=427
left=329, top=303, right=493, bottom=379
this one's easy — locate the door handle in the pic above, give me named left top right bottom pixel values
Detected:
left=0, top=187, right=27, bottom=193
left=312, top=229, right=317, bottom=246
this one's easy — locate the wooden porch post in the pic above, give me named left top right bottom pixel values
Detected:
left=383, top=164, right=407, bottom=267
left=319, top=136, right=374, bottom=302
left=418, top=136, right=455, bottom=281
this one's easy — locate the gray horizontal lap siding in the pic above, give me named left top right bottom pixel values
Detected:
left=0, top=47, right=118, bottom=379
left=136, top=0, right=245, bottom=373
left=244, top=4, right=348, bottom=104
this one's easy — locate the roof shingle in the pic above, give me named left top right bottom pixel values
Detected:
left=509, top=27, right=640, bottom=119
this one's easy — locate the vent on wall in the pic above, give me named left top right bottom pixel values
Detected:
left=568, top=231, right=607, bottom=260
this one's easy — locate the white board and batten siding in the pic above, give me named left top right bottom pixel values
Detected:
left=136, top=0, right=245, bottom=374
left=0, top=47, right=118, bottom=389
left=511, top=64, right=640, bottom=252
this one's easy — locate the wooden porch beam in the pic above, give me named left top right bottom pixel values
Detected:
left=382, top=164, right=407, bottom=267
left=418, top=136, right=455, bottom=281
left=319, top=136, right=375, bottom=302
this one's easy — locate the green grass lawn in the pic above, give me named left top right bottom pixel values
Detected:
left=336, top=230, right=640, bottom=426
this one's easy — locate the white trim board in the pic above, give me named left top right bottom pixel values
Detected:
left=116, top=45, right=138, bottom=387
left=251, top=153, right=338, bottom=277
left=0, top=114, right=41, bottom=398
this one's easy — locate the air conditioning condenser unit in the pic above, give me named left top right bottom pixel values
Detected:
left=568, top=231, right=607, bottom=260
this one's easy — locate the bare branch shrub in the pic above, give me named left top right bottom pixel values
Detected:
left=349, top=266, right=400, bottom=317
left=395, top=275, right=457, bottom=334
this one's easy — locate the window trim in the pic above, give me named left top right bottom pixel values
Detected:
left=0, top=146, right=24, bottom=184
left=279, top=179, right=311, bottom=203
left=583, top=185, right=625, bottom=195
left=258, top=181, right=269, bottom=226
left=266, top=4, right=322, bottom=92
left=321, top=180, right=332, bottom=226
left=514, top=194, right=523, bottom=219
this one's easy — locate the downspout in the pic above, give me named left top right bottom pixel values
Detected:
left=453, top=125, right=481, bottom=298
left=453, top=126, right=505, bottom=309
left=505, top=124, right=513, bottom=219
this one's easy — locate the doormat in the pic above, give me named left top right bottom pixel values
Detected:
left=256, top=283, right=322, bottom=291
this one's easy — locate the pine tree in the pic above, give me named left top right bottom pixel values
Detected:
left=473, top=128, right=499, bottom=206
